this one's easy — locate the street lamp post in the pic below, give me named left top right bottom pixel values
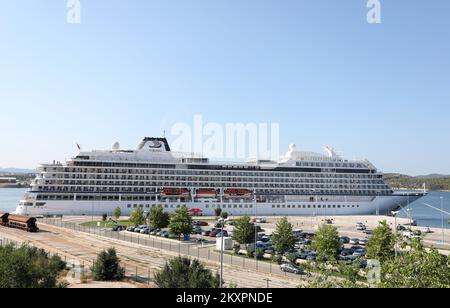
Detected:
left=254, top=190, right=258, bottom=266
left=219, top=217, right=225, bottom=288
left=391, top=210, right=400, bottom=258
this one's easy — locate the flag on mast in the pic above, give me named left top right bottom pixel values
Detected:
left=76, top=143, right=81, bottom=151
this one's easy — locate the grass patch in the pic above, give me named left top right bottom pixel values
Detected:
left=79, top=220, right=136, bottom=228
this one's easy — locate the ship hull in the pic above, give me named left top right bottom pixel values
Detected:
left=14, top=191, right=426, bottom=217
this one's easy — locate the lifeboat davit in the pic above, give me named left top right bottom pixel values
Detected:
left=196, top=189, right=217, bottom=198
left=160, top=188, right=190, bottom=197
left=224, top=189, right=252, bottom=198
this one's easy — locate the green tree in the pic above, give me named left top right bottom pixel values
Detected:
left=91, top=248, right=125, bottom=281
left=113, top=207, right=121, bottom=220
left=129, top=207, right=145, bottom=226
left=154, top=256, right=221, bottom=288
left=271, top=216, right=297, bottom=254
left=214, top=207, right=222, bottom=218
left=366, top=220, right=395, bottom=263
left=102, top=213, right=108, bottom=222
left=379, top=239, right=450, bottom=288
left=221, top=212, right=229, bottom=219
left=0, top=245, right=67, bottom=288
left=313, top=224, right=340, bottom=261
left=149, top=206, right=170, bottom=228
left=232, top=216, right=256, bottom=248
left=169, top=206, right=193, bottom=240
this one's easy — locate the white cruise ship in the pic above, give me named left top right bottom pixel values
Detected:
left=15, top=137, right=426, bottom=217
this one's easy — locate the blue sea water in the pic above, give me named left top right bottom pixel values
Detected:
left=0, top=188, right=28, bottom=213
left=0, top=188, right=449, bottom=228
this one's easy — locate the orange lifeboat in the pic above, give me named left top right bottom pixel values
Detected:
left=196, top=189, right=217, bottom=198
left=160, top=188, right=190, bottom=197
left=224, top=189, right=252, bottom=198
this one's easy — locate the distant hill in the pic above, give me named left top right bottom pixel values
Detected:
left=415, top=174, right=449, bottom=179
left=0, top=168, right=36, bottom=174
left=384, top=173, right=450, bottom=191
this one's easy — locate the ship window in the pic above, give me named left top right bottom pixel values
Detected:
left=127, top=204, right=131, bottom=208
left=272, top=205, right=275, bottom=208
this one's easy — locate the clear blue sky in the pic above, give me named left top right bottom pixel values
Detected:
left=0, top=0, right=449, bottom=175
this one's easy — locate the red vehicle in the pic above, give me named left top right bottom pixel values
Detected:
left=194, top=221, right=209, bottom=227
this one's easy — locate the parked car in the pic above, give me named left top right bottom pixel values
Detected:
left=306, top=253, right=317, bottom=261
left=256, top=217, right=267, bottom=223
left=358, top=239, right=367, bottom=246
left=359, top=260, right=368, bottom=268
left=264, top=248, right=275, bottom=254
left=349, top=238, right=359, bottom=245
left=216, top=230, right=229, bottom=237
left=196, top=238, right=208, bottom=244
left=339, top=236, right=350, bottom=244
left=160, top=231, right=169, bottom=238
left=402, top=231, right=413, bottom=239
left=195, top=221, right=209, bottom=227
left=111, top=226, right=120, bottom=232
left=340, top=248, right=354, bottom=256
left=150, top=228, right=161, bottom=235
left=421, top=226, right=432, bottom=234
left=352, top=252, right=363, bottom=258
left=305, top=233, right=315, bottom=240
left=202, top=230, right=211, bottom=237
left=397, top=225, right=407, bottom=231
left=209, top=231, right=217, bottom=238
left=356, top=224, right=367, bottom=231
left=280, top=263, right=304, bottom=275
left=191, top=226, right=202, bottom=234
left=413, top=230, right=422, bottom=236
left=261, top=235, right=271, bottom=243
left=363, top=229, right=373, bottom=235
left=126, top=226, right=135, bottom=232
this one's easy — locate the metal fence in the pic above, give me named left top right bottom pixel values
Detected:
left=0, top=234, right=156, bottom=286
left=39, top=218, right=292, bottom=279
